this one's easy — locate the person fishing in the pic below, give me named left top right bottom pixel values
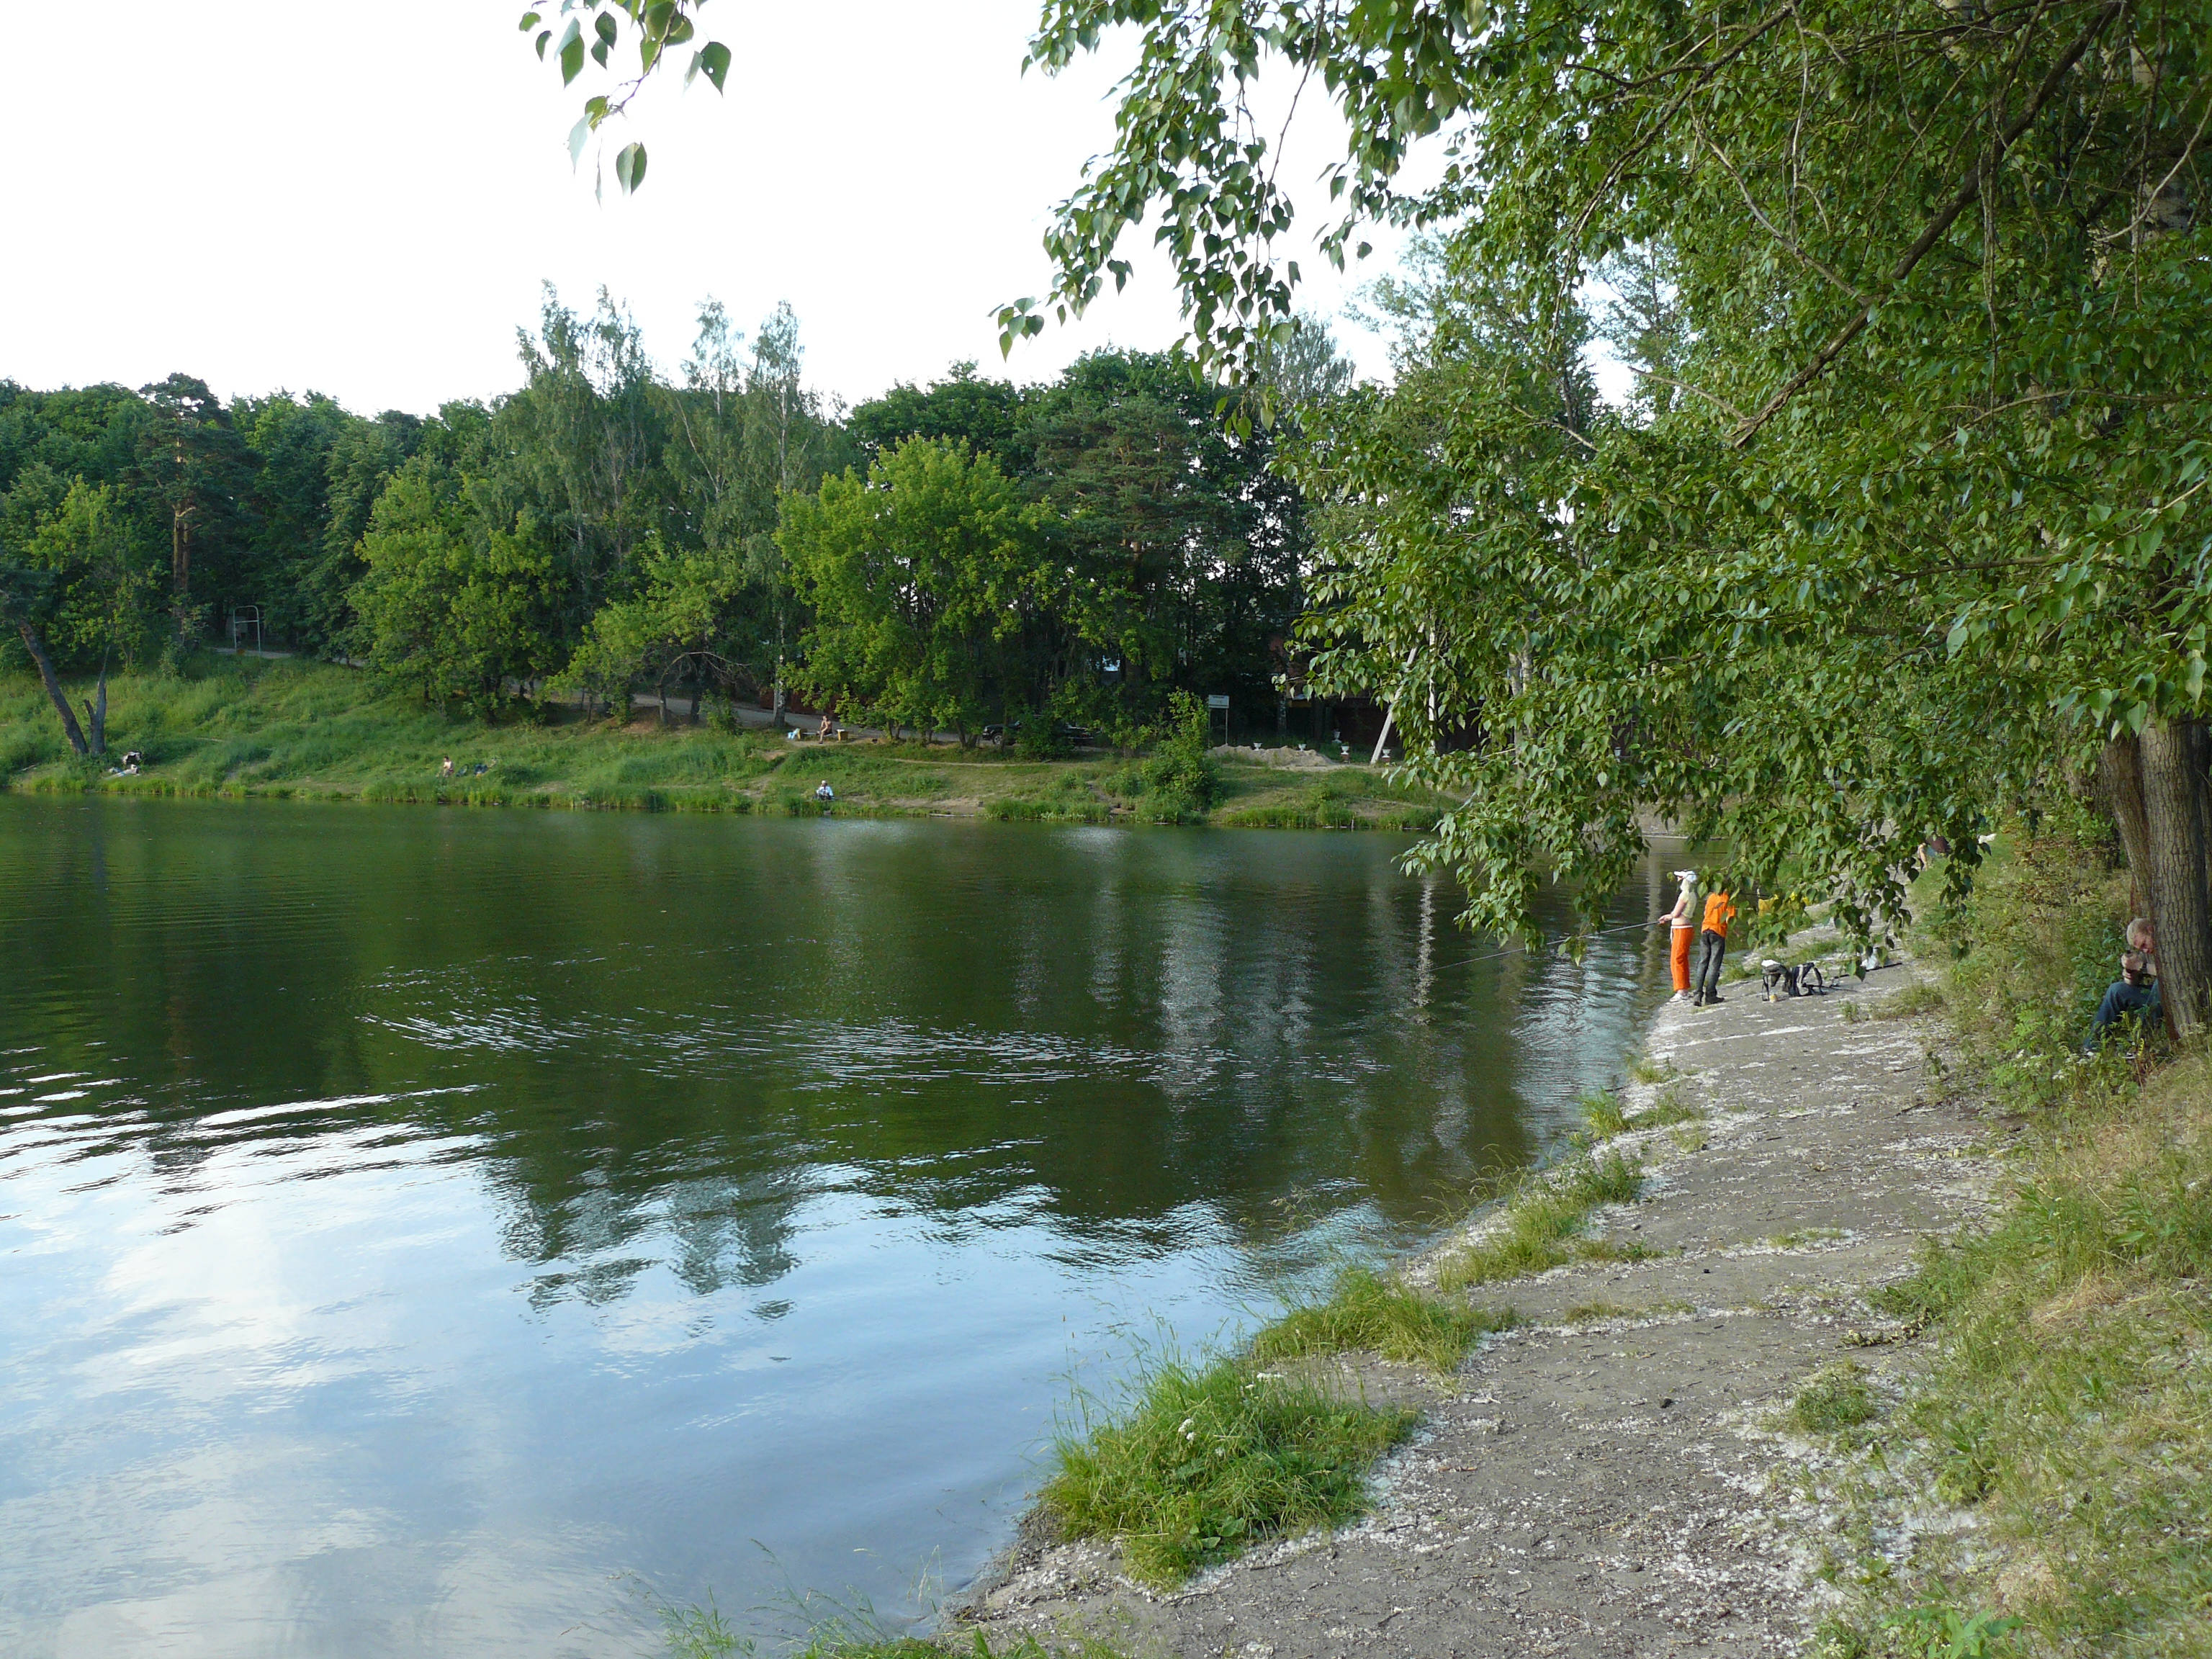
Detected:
left=1694, top=878, right=1737, bottom=1007
left=1658, top=868, right=1700, bottom=1004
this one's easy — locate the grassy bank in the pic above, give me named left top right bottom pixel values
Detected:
left=0, top=659, right=1446, bottom=829
left=1035, top=1266, right=1520, bottom=1589
left=1434, top=1146, right=1650, bottom=1289
left=1802, top=829, right=2212, bottom=1659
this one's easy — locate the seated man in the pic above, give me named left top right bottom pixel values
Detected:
left=2085, top=950, right=2162, bottom=1051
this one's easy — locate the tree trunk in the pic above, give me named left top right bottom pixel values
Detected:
left=17, top=621, right=89, bottom=755
left=2141, top=719, right=2212, bottom=1036
left=2101, top=732, right=2152, bottom=902
left=84, top=655, right=109, bottom=757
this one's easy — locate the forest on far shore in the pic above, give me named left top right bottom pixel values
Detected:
left=0, top=289, right=1355, bottom=747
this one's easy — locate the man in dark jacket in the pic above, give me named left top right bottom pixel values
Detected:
left=2085, top=951, right=2161, bottom=1051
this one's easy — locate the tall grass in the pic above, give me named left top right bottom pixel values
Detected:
left=1808, top=828, right=2212, bottom=1658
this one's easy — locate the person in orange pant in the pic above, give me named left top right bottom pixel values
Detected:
left=1695, top=884, right=1738, bottom=1005
left=1660, top=869, right=1700, bottom=1002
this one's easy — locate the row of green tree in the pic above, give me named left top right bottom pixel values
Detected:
left=0, top=288, right=1349, bottom=750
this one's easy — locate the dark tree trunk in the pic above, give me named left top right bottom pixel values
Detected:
left=17, top=621, right=89, bottom=755
left=83, top=655, right=109, bottom=757
left=2101, top=732, right=2152, bottom=904
left=2141, top=719, right=2212, bottom=1037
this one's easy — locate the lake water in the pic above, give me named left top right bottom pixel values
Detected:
left=0, top=797, right=1673, bottom=1657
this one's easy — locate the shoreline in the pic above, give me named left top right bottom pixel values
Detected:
left=0, top=660, right=1445, bottom=832
left=953, top=948, right=1987, bottom=1656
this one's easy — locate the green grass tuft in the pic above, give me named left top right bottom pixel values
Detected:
left=1785, top=1362, right=1880, bottom=1435
left=1871, top=981, right=1948, bottom=1021
left=1578, top=1088, right=1630, bottom=1140
left=1043, top=1354, right=1416, bottom=1586
left=1629, top=1084, right=1702, bottom=1128
left=1435, top=1151, right=1645, bottom=1290
left=1250, top=1267, right=1518, bottom=1373
left=1570, top=1236, right=1671, bottom=1265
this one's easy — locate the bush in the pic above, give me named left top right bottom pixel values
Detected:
left=1137, top=691, right=1219, bottom=818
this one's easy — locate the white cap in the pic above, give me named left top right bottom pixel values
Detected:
left=1673, top=869, right=1698, bottom=881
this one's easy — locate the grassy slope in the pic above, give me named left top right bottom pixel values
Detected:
left=1804, top=829, right=2212, bottom=1659
left=0, top=659, right=1447, bottom=827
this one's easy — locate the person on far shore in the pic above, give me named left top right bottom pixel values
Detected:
left=1659, top=868, right=1700, bottom=1004
left=2085, top=950, right=2161, bottom=1051
left=1694, top=881, right=1737, bottom=1007
left=814, top=780, right=835, bottom=803
left=818, top=712, right=836, bottom=742
left=439, top=757, right=454, bottom=778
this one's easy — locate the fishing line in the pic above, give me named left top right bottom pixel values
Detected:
left=1421, top=915, right=1662, bottom=976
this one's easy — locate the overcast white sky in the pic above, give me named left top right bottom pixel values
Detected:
left=4, top=1, right=1410, bottom=417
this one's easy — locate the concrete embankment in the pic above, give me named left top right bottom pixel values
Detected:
left=960, top=956, right=1992, bottom=1658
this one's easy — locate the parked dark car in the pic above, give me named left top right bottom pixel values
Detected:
left=980, top=721, right=1097, bottom=749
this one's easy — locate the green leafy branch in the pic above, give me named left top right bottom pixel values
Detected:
left=517, top=0, right=731, bottom=196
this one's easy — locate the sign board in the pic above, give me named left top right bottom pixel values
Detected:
left=1205, top=695, right=1230, bottom=709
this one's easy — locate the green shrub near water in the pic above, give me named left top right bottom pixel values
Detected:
left=1133, top=691, right=1219, bottom=820
left=1043, top=1354, right=1416, bottom=1587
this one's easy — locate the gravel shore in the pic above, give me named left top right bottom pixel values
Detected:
left=956, top=953, right=1995, bottom=1658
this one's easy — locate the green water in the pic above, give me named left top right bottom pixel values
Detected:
left=0, top=797, right=1673, bottom=1655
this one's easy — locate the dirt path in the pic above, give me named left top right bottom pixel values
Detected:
left=957, top=956, right=1997, bottom=1658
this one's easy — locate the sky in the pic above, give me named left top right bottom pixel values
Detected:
left=3, top=1, right=1411, bottom=418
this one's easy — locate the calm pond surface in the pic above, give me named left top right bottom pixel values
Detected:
left=0, top=796, right=1675, bottom=1657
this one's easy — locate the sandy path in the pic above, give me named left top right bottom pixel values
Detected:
left=955, top=956, right=1995, bottom=1658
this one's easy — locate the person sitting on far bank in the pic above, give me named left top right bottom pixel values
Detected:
left=1658, top=868, right=1700, bottom=1004
left=439, top=756, right=454, bottom=778
left=2085, top=950, right=2161, bottom=1051
left=1694, top=883, right=1737, bottom=1007
left=814, top=780, right=835, bottom=803
left=818, top=711, right=836, bottom=742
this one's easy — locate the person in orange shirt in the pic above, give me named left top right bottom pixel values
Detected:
left=1694, top=884, right=1737, bottom=1006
